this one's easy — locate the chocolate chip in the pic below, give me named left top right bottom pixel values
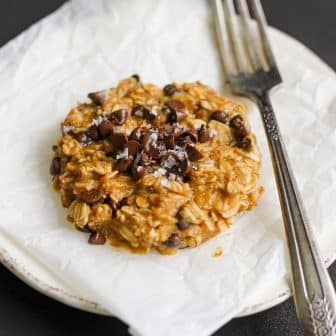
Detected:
left=156, top=127, right=166, bottom=140
left=52, top=145, right=58, bottom=152
left=74, top=132, right=92, bottom=145
left=164, top=232, right=181, bottom=248
left=115, top=157, right=133, bottom=172
left=177, top=213, right=190, bottom=230
left=110, top=132, right=128, bottom=150
left=131, top=74, right=140, bottom=82
left=141, top=132, right=152, bottom=152
left=178, top=157, right=192, bottom=176
left=147, top=146, right=165, bottom=160
left=236, top=136, right=251, bottom=150
left=109, top=109, right=128, bottom=126
left=81, top=189, right=102, bottom=204
left=120, top=198, right=129, bottom=207
left=139, top=151, right=151, bottom=165
left=131, top=164, right=149, bottom=180
left=210, top=111, right=229, bottom=124
left=230, top=115, right=248, bottom=138
left=181, top=129, right=198, bottom=142
left=127, top=140, right=142, bottom=156
left=176, top=129, right=198, bottom=147
left=186, top=145, right=203, bottom=161
left=132, top=105, right=156, bottom=122
left=50, top=157, right=61, bottom=176
left=198, top=125, right=210, bottom=143
left=165, top=100, right=187, bottom=123
left=132, top=105, right=148, bottom=118
left=171, top=123, right=183, bottom=138
left=88, top=231, right=106, bottom=245
left=163, top=133, right=175, bottom=149
left=88, top=90, right=107, bottom=105
left=129, top=127, right=144, bottom=142
left=163, top=84, right=180, bottom=96
left=87, top=125, right=100, bottom=141
left=99, top=120, right=115, bottom=138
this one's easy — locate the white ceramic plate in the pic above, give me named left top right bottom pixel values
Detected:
left=0, top=23, right=335, bottom=320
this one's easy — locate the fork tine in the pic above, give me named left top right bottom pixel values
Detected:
left=249, top=0, right=277, bottom=68
left=222, top=0, right=249, bottom=73
left=235, top=0, right=262, bottom=71
left=213, top=0, right=237, bottom=78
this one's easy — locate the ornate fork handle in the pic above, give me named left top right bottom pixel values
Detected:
left=254, top=91, right=336, bottom=336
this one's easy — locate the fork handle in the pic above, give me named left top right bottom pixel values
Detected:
left=254, top=91, right=336, bottom=336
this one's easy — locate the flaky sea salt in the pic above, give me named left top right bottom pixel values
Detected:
left=153, top=168, right=167, bottom=177
left=209, top=129, right=218, bottom=137
left=160, top=178, right=170, bottom=187
left=91, top=115, right=106, bottom=126
left=168, top=173, right=177, bottom=181
left=150, top=132, right=158, bottom=142
left=150, top=108, right=158, bottom=116
left=116, top=147, right=129, bottom=159
left=162, top=155, right=177, bottom=169
left=193, top=121, right=204, bottom=130
left=134, top=110, right=143, bottom=117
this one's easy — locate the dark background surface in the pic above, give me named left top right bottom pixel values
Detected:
left=0, top=1, right=335, bottom=335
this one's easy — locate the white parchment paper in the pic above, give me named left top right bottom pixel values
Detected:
left=1, top=1, right=336, bottom=335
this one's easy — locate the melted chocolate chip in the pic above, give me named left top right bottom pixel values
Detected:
left=110, top=132, right=128, bottom=150
left=87, top=125, right=100, bottom=141
left=210, top=111, right=229, bottom=124
left=81, top=189, right=102, bottom=204
left=109, top=109, right=128, bottom=126
left=131, top=164, right=149, bottom=180
left=164, top=232, right=181, bottom=248
left=115, top=157, right=133, bottom=172
left=186, top=145, right=203, bottom=161
left=230, top=115, right=248, bottom=138
left=177, top=213, right=190, bottom=230
left=88, top=231, right=106, bottom=245
left=236, top=136, right=252, bottom=150
left=88, top=90, right=107, bottom=105
left=198, top=125, right=210, bottom=143
left=52, top=145, right=58, bottom=152
left=163, top=84, right=180, bottom=96
left=127, top=140, right=142, bottom=156
left=50, top=157, right=61, bottom=176
left=99, top=120, right=115, bottom=138
left=165, top=100, right=187, bottom=123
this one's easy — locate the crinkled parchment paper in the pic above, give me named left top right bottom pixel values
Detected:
left=1, top=1, right=336, bottom=335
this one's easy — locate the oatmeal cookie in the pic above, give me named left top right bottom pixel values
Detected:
left=50, top=75, right=263, bottom=254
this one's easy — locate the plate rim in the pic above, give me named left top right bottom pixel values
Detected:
left=1, top=26, right=336, bottom=321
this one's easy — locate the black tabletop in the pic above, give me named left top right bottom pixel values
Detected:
left=0, top=1, right=335, bottom=335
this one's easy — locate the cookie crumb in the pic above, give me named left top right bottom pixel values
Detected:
left=212, top=246, right=223, bottom=258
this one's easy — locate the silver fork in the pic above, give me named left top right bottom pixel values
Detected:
left=213, top=1, right=336, bottom=335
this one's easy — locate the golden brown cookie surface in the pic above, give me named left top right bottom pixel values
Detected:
left=50, top=75, right=263, bottom=254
